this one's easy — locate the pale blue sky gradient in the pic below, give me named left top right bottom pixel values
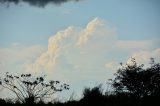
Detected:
left=0, top=0, right=160, bottom=47
left=0, top=0, right=160, bottom=99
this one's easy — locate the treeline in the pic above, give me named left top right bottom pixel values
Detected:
left=0, top=58, right=160, bottom=106
left=0, top=87, right=159, bottom=106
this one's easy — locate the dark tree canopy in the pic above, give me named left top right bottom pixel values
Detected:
left=0, top=73, right=69, bottom=103
left=112, top=58, right=160, bottom=97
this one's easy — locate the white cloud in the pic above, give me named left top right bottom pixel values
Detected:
left=116, top=40, right=152, bottom=50
left=62, top=9, right=72, bottom=15
left=0, top=45, right=45, bottom=73
left=26, top=17, right=116, bottom=74
left=0, top=18, right=157, bottom=82
left=25, top=17, right=157, bottom=77
left=11, top=42, right=20, bottom=47
left=76, top=17, right=115, bottom=46
left=127, top=48, right=160, bottom=65
left=0, top=17, right=159, bottom=99
left=105, top=61, right=119, bottom=72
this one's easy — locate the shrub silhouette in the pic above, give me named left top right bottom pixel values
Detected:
left=79, top=85, right=106, bottom=106
left=82, top=85, right=103, bottom=100
left=112, top=58, right=160, bottom=97
left=0, top=58, right=160, bottom=106
left=0, top=73, right=69, bottom=103
left=0, top=98, right=7, bottom=105
left=24, top=96, right=35, bottom=105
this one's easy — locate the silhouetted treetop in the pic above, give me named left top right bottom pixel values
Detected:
left=112, top=58, right=160, bottom=97
left=0, top=73, right=69, bottom=103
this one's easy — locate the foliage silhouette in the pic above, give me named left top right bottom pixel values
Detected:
left=0, top=58, right=160, bottom=106
left=112, top=58, right=160, bottom=97
left=79, top=85, right=104, bottom=105
left=0, top=73, right=69, bottom=103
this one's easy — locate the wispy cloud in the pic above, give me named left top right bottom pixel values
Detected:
left=127, top=48, right=160, bottom=66
left=116, top=40, right=153, bottom=50
left=105, top=61, right=119, bottom=71
left=0, top=45, right=45, bottom=73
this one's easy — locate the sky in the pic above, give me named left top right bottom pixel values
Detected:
left=0, top=0, right=160, bottom=100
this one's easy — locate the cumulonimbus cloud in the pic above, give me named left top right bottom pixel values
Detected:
left=0, top=18, right=158, bottom=95
left=25, top=17, right=116, bottom=73
left=0, top=0, right=81, bottom=7
left=25, top=17, right=157, bottom=76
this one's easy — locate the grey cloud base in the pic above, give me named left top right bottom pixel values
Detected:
left=0, top=0, right=80, bottom=7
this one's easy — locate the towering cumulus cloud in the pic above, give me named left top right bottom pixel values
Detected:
left=0, top=0, right=81, bottom=7
left=0, top=17, right=158, bottom=83
left=25, top=17, right=159, bottom=81
left=25, top=18, right=116, bottom=74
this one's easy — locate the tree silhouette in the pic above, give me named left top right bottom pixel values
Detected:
left=0, top=73, right=69, bottom=103
left=80, top=85, right=105, bottom=106
left=82, top=85, right=103, bottom=100
left=112, top=58, right=160, bottom=97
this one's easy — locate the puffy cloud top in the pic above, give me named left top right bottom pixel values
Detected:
left=25, top=18, right=158, bottom=76
left=26, top=17, right=116, bottom=73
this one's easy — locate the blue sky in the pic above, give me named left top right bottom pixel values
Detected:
left=0, top=0, right=160, bottom=99
left=0, top=0, right=160, bottom=47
